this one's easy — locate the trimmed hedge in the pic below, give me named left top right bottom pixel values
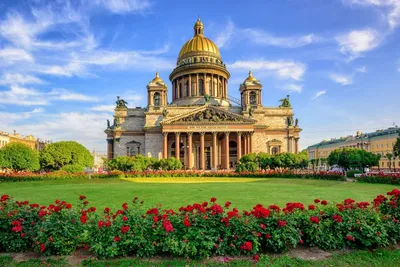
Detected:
left=1, top=189, right=400, bottom=259
left=357, top=173, right=400, bottom=184
left=0, top=170, right=345, bottom=182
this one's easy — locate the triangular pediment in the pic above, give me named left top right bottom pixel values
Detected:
left=161, top=105, right=256, bottom=125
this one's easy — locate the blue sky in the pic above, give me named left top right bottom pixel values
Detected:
left=0, top=0, right=399, bottom=154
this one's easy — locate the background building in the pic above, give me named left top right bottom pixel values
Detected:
left=105, top=19, right=302, bottom=170
left=0, top=130, right=51, bottom=151
left=307, top=126, right=400, bottom=170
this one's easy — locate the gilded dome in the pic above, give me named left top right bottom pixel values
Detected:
left=150, top=71, right=164, bottom=84
left=244, top=71, right=258, bottom=83
left=177, top=19, right=221, bottom=62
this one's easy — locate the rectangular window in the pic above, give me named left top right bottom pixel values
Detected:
left=387, top=162, right=390, bottom=167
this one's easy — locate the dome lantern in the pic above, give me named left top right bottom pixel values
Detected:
left=194, top=18, right=204, bottom=36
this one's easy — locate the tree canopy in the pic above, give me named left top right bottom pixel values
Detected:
left=0, top=143, right=40, bottom=171
left=327, top=148, right=380, bottom=171
left=236, top=152, right=309, bottom=172
left=39, top=141, right=93, bottom=170
left=394, top=134, right=400, bottom=158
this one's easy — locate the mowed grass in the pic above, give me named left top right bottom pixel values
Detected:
left=0, top=178, right=397, bottom=211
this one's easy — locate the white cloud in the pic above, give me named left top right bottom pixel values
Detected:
left=0, top=48, right=34, bottom=64
left=284, top=84, right=303, bottom=93
left=89, top=0, right=151, bottom=14
left=343, top=0, right=400, bottom=30
left=242, top=29, right=320, bottom=48
left=0, top=73, right=44, bottom=85
left=355, top=66, right=368, bottom=72
left=330, top=73, right=353, bottom=85
left=0, top=86, right=97, bottom=106
left=228, top=60, right=306, bottom=80
left=312, top=90, right=327, bottom=100
left=215, top=20, right=235, bottom=48
left=90, top=105, right=115, bottom=112
left=335, top=29, right=381, bottom=60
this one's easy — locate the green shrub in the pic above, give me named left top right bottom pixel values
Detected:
left=158, top=157, right=183, bottom=170
left=0, top=143, right=40, bottom=171
left=346, top=170, right=362, bottom=178
left=61, top=164, right=85, bottom=173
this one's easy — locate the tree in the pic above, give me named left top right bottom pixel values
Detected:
left=328, top=148, right=380, bottom=173
left=0, top=143, right=40, bottom=171
left=394, top=134, right=400, bottom=158
left=386, top=153, right=393, bottom=171
left=39, top=141, right=93, bottom=170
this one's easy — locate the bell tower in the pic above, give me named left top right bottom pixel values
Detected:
left=240, top=71, right=263, bottom=110
left=147, top=72, right=167, bottom=110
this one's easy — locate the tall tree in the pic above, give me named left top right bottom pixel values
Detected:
left=386, top=153, right=393, bottom=171
left=40, top=141, right=94, bottom=170
left=0, top=143, right=40, bottom=171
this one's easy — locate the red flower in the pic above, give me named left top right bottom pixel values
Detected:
left=239, top=241, right=253, bottom=251
left=98, top=220, right=105, bottom=229
left=260, top=223, right=266, bottom=229
left=114, top=236, right=120, bottom=242
left=225, top=201, right=231, bottom=208
left=251, top=204, right=271, bottom=218
left=1, top=194, right=9, bottom=202
left=377, top=232, right=381, bottom=236
left=308, top=205, right=316, bottom=210
left=299, top=239, right=304, bottom=244
left=153, top=216, right=159, bottom=223
left=345, top=235, right=355, bottom=242
left=344, top=198, right=355, bottom=205
left=278, top=220, right=287, bottom=227
left=49, top=236, right=54, bottom=242
left=183, top=216, right=191, bottom=227
left=332, top=214, right=343, bottom=223
left=265, top=234, right=271, bottom=239
left=314, top=199, right=320, bottom=203
left=211, top=197, right=217, bottom=203
left=121, top=225, right=130, bottom=234
left=122, top=203, right=128, bottom=210
left=38, top=210, right=47, bottom=217
left=79, top=195, right=86, bottom=200
left=321, top=200, right=328, bottom=206
left=20, top=233, right=25, bottom=238
left=40, top=243, right=46, bottom=253
left=80, top=215, right=88, bottom=224
left=65, top=203, right=72, bottom=209
left=104, top=207, right=111, bottom=213
left=269, top=204, right=281, bottom=212
left=253, top=254, right=260, bottom=261
left=83, top=201, right=89, bottom=205
left=310, top=216, right=320, bottom=224
left=146, top=208, right=159, bottom=215
left=122, top=216, right=128, bottom=221
left=162, top=219, right=174, bottom=232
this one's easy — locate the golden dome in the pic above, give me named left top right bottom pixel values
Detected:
left=177, top=19, right=221, bottom=62
left=244, top=71, right=258, bottom=83
left=150, top=71, right=164, bottom=84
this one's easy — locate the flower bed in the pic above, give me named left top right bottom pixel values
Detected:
left=357, top=173, right=400, bottom=184
left=1, top=189, right=400, bottom=259
left=0, top=170, right=344, bottom=182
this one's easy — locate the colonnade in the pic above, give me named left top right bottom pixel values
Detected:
left=162, top=131, right=253, bottom=170
left=172, top=73, right=228, bottom=101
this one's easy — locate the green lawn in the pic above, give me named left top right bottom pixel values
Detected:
left=0, top=178, right=397, bottom=211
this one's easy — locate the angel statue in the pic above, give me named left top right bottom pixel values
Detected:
left=162, top=108, right=168, bottom=118
left=116, top=96, right=128, bottom=108
left=286, top=116, right=294, bottom=127
left=295, top=118, right=299, bottom=127
left=249, top=106, right=254, bottom=117
left=107, top=119, right=111, bottom=129
left=279, top=95, right=291, bottom=108
left=113, top=116, right=120, bottom=127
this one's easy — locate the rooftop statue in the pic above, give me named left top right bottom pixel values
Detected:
left=107, top=119, right=111, bottom=129
left=279, top=95, right=291, bottom=108
left=116, top=96, right=128, bottom=108
left=204, top=94, right=211, bottom=103
left=295, top=118, right=299, bottom=127
left=287, top=116, right=294, bottom=127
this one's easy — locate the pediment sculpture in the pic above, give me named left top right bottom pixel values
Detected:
left=175, top=108, right=243, bottom=123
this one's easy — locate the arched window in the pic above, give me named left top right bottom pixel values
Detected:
left=209, top=80, right=212, bottom=95
left=199, top=79, right=204, bottom=95
left=249, top=92, right=257, bottom=105
left=179, top=83, right=183, bottom=98
left=271, top=147, right=279, bottom=155
left=153, top=92, right=160, bottom=106
left=219, top=83, right=223, bottom=97
left=185, top=81, right=189, bottom=97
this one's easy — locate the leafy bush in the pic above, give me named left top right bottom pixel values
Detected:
left=346, top=170, right=362, bottom=178
left=61, top=164, right=84, bottom=173
left=40, top=141, right=93, bottom=170
left=0, top=143, right=40, bottom=171
left=2, top=190, right=400, bottom=258
left=356, top=173, right=400, bottom=184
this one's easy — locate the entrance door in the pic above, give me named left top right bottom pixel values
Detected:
left=205, top=147, right=211, bottom=170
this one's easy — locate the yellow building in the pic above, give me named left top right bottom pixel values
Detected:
left=307, top=127, right=400, bottom=170
left=0, top=130, right=50, bottom=151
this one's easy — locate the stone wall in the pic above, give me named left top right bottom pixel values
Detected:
left=145, top=133, right=163, bottom=159
left=114, top=135, right=145, bottom=157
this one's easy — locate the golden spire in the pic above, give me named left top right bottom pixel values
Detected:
left=244, top=70, right=257, bottom=83
left=151, top=71, right=163, bottom=83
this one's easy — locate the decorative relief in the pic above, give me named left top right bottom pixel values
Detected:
left=175, top=108, right=243, bottom=123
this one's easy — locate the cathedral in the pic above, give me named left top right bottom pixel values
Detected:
left=105, top=19, right=301, bottom=170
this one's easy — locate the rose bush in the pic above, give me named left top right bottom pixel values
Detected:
left=2, top=189, right=400, bottom=258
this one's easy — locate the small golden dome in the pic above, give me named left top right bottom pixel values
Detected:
left=177, top=19, right=221, bottom=63
left=150, top=71, right=164, bottom=84
left=244, top=71, right=257, bottom=83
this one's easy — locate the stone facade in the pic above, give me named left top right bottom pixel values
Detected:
left=105, top=19, right=302, bottom=169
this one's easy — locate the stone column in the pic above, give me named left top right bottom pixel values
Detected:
left=175, top=132, right=180, bottom=160
left=196, top=74, right=199, bottom=96
left=243, top=133, right=248, bottom=155
left=237, top=132, right=242, bottom=160
left=172, top=81, right=175, bottom=101
left=163, top=133, right=168, bottom=159
left=224, top=132, right=230, bottom=169
left=295, top=138, right=299, bottom=154
left=188, top=132, right=193, bottom=169
left=200, top=132, right=205, bottom=170
left=107, top=139, right=113, bottom=160
left=249, top=132, right=253, bottom=154
left=212, top=132, right=218, bottom=169
left=188, top=75, right=192, bottom=97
